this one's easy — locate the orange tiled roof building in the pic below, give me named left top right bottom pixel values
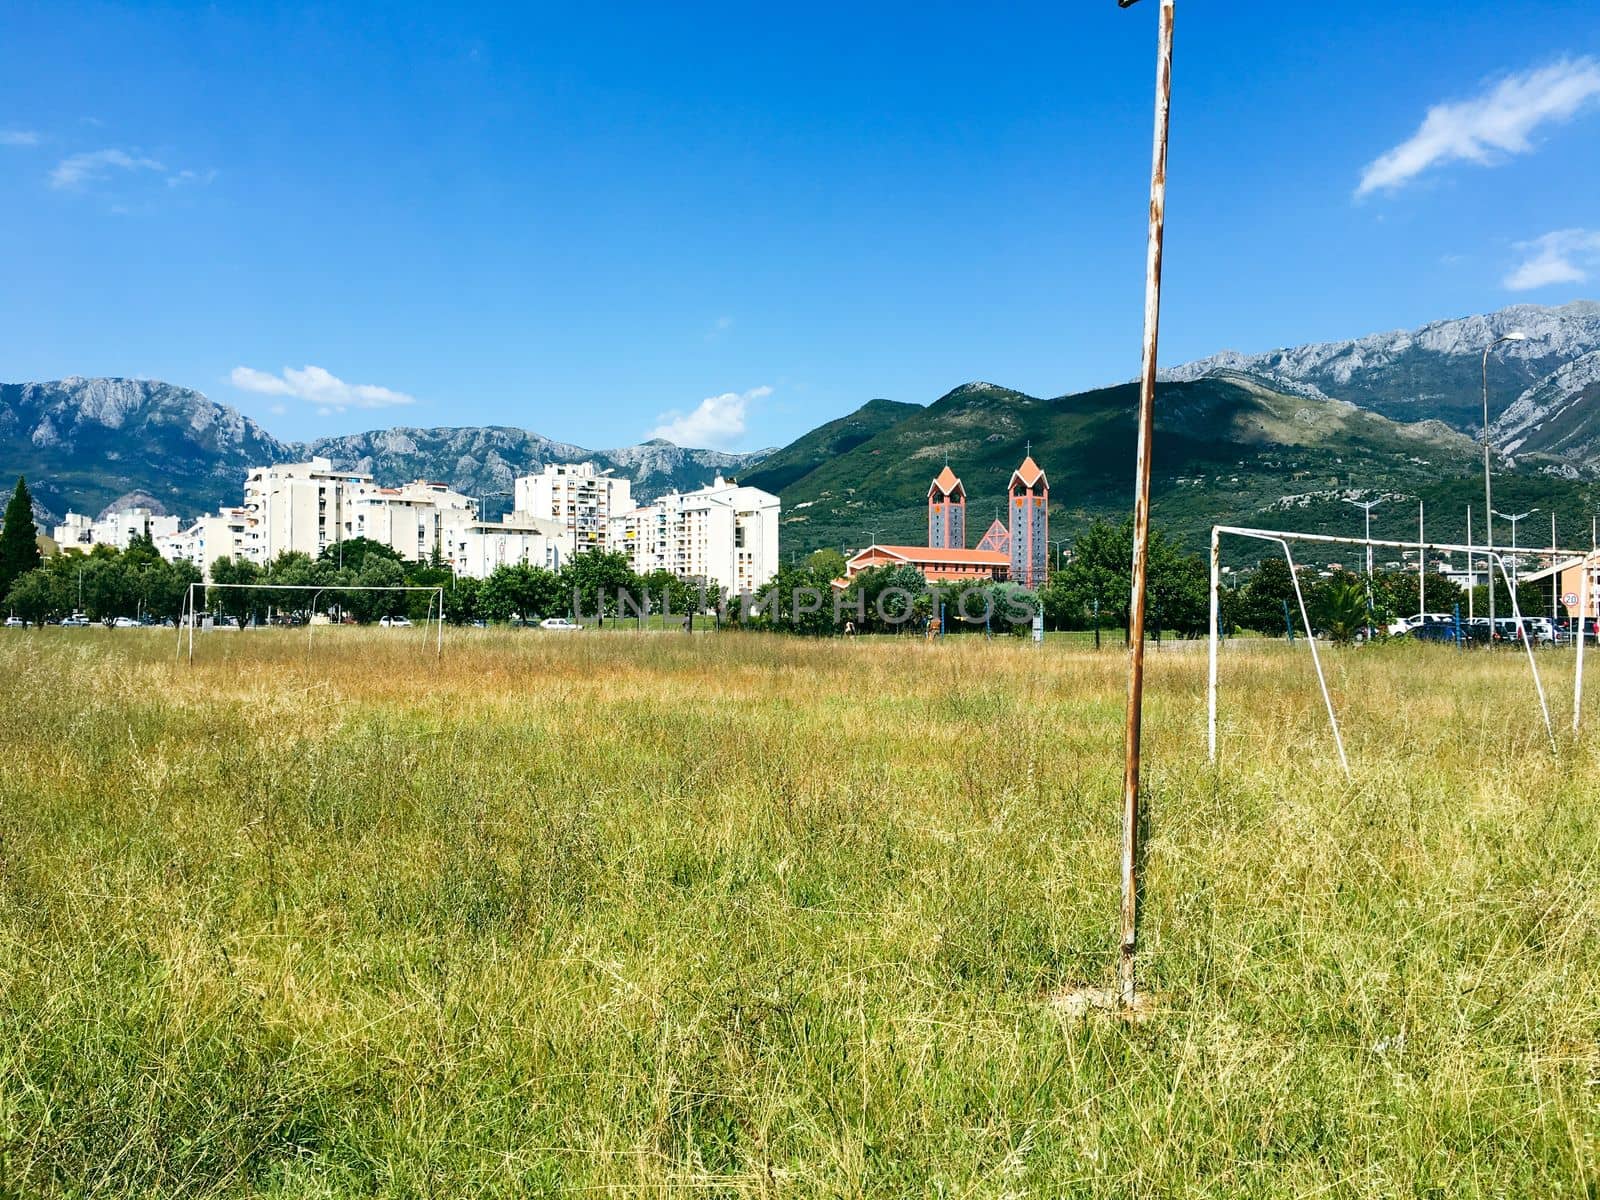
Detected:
left=842, top=452, right=1049, bottom=588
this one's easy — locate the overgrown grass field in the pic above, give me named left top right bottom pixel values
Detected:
left=1, top=629, right=1596, bottom=1196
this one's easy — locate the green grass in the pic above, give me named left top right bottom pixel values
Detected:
left=1, top=628, right=1597, bottom=1196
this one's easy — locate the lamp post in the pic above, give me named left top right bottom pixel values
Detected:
left=1552, top=511, right=1560, bottom=626
left=1344, top=497, right=1383, bottom=638
left=1493, top=508, right=1537, bottom=594
left=1482, top=331, right=1528, bottom=629
left=1050, top=537, right=1072, bottom=575
left=1417, top=499, right=1425, bottom=619
left=1117, top=0, right=1174, bottom=1012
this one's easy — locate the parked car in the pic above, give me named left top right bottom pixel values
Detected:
left=3, top=615, right=24, bottom=628
left=1554, top=617, right=1600, bottom=644
left=1407, top=622, right=1462, bottom=644
left=112, top=616, right=140, bottom=628
left=539, top=617, right=582, bottom=631
left=379, top=616, right=412, bottom=628
left=1386, top=612, right=1455, bottom=637
left=60, top=613, right=91, bottom=627
left=1491, top=617, right=1555, bottom=646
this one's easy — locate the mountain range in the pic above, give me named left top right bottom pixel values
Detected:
left=1, top=377, right=767, bottom=525
left=4, top=301, right=1599, bottom=555
left=1163, top=300, right=1600, bottom=467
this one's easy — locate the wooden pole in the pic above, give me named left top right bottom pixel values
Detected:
left=1120, top=0, right=1175, bottom=1011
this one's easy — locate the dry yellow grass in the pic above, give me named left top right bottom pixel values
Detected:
left=1, top=627, right=1596, bottom=1196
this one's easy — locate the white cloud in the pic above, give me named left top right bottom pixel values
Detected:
left=1504, top=228, right=1600, bottom=290
left=50, top=147, right=167, bottom=188
left=1357, top=57, right=1600, bottom=196
left=0, top=130, right=40, bottom=146
left=648, top=386, right=771, bottom=449
left=166, top=168, right=217, bottom=188
left=230, top=364, right=417, bottom=411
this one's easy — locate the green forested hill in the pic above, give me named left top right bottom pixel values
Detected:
left=740, top=398, right=920, bottom=496
left=767, top=375, right=1600, bottom=560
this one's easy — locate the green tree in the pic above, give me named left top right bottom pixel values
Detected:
left=208, top=556, right=264, bottom=623
left=480, top=564, right=565, bottom=624
left=806, top=548, right=848, bottom=581
left=444, top=576, right=482, bottom=625
left=841, top=563, right=928, bottom=633
left=0, top=476, right=42, bottom=600
left=1312, top=575, right=1368, bottom=643
left=341, top=557, right=407, bottom=623
left=1055, top=517, right=1201, bottom=641
left=317, top=536, right=402, bottom=573
left=562, top=551, right=639, bottom=621
left=1236, top=557, right=1299, bottom=635
left=5, top=568, right=65, bottom=626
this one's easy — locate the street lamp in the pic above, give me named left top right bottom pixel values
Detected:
left=1050, top=537, right=1072, bottom=575
left=1344, top=497, right=1383, bottom=640
left=1492, top=508, right=1537, bottom=592
left=1482, top=331, right=1528, bottom=628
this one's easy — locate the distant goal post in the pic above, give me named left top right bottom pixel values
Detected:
left=177, top=582, right=446, bottom=663
left=1207, top=524, right=1595, bottom=775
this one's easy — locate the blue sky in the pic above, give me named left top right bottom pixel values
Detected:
left=2, top=1, right=1598, bottom=452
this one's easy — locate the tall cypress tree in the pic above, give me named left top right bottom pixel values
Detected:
left=0, top=476, right=43, bottom=600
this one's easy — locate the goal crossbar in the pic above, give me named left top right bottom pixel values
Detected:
left=1208, top=524, right=1591, bottom=776
left=178, top=582, right=445, bottom=663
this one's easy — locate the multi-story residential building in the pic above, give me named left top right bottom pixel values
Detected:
left=52, top=507, right=180, bottom=552
left=444, top=513, right=568, bottom=579
left=514, top=462, right=633, bottom=556
left=610, top=477, right=779, bottom=594
left=52, top=512, right=92, bottom=549
left=351, top=480, right=477, bottom=565
left=158, top=507, right=256, bottom=580
left=242, top=457, right=376, bottom=562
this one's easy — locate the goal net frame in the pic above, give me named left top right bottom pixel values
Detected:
left=177, top=582, right=446, bottom=663
left=1207, top=524, right=1594, bottom=775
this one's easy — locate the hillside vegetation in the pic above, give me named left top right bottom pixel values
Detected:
left=762, top=375, right=1596, bottom=557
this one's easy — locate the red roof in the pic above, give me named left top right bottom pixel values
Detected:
left=1010, top=455, right=1047, bottom=488
left=975, top=519, right=1011, bottom=553
left=928, top=465, right=963, bottom=497
left=850, top=544, right=1009, bottom=567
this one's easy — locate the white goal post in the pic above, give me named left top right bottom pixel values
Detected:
left=177, top=582, right=446, bottom=664
left=1207, top=524, right=1594, bottom=774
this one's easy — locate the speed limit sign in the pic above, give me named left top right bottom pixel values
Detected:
left=1564, top=592, right=1579, bottom=607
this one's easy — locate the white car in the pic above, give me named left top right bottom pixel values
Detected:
left=4, top=616, right=24, bottom=628
left=112, top=616, right=140, bottom=629
left=379, top=616, right=413, bottom=628
left=539, top=617, right=582, bottom=631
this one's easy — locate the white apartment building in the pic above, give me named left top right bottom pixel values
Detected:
left=242, top=457, right=376, bottom=562
left=157, top=507, right=257, bottom=581
left=52, top=507, right=180, bottom=552
left=445, top=513, right=568, bottom=579
left=610, top=477, right=779, bottom=594
left=513, top=462, right=633, bottom=555
left=351, top=480, right=478, bottom=564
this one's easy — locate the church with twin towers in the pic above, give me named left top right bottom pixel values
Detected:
left=844, top=448, right=1050, bottom=588
left=928, top=450, right=1050, bottom=588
